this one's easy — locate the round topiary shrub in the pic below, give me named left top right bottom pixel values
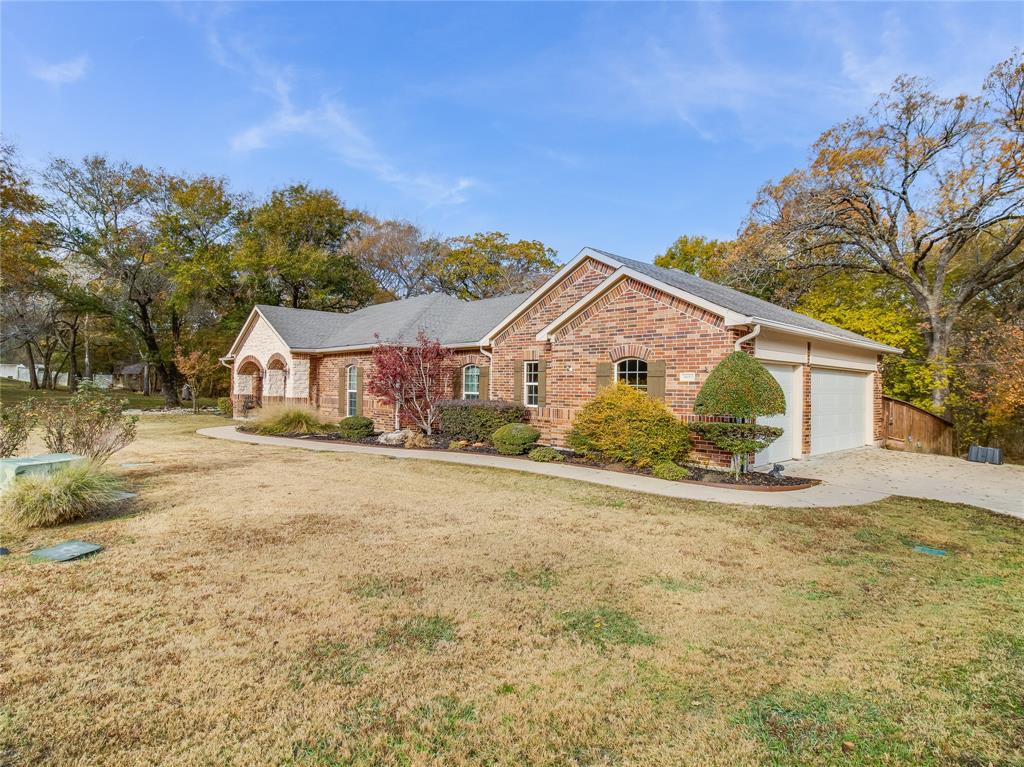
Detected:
left=651, top=461, right=690, bottom=481
left=492, top=423, right=541, bottom=455
left=694, top=351, right=785, bottom=419
left=528, top=446, right=565, bottom=463
left=337, top=415, right=375, bottom=440
left=566, top=383, right=691, bottom=469
left=693, top=351, right=787, bottom=475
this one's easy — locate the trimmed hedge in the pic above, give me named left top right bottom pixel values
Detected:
left=217, top=397, right=233, bottom=416
left=492, top=423, right=541, bottom=455
left=337, top=416, right=375, bottom=439
left=694, top=351, right=786, bottom=419
left=528, top=446, right=565, bottom=463
left=566, top=383, right=691, bottom=469
left=437, top=399, right=528, bottom=442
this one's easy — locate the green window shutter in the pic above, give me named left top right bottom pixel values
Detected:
left=513, top=362, right=524, bottom=404
left=479, top=366, right=490, bottom=400
left=537, top=360, right=547, bottom=407
left=596, top=362, right=612, bottom=392
left=355, top=366, right=364, bottom=416
left=452, top=367, right=463, bottom=399
left=648, top=359, right=666, bottom=400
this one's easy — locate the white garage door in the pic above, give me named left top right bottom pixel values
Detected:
left=811, top=368, right=869, bottom=455
left=754, top=364, right=797, bottom=466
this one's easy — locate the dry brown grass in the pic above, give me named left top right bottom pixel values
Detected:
left=1, top=416, right=1022, bottom=766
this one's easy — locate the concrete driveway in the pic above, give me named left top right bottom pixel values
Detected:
left=784, top=447, right=1024, bottom=518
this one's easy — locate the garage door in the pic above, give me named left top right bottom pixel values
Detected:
left=754, top=364, right=797, bottom=466
left=811, top=368, right=869, bottom=455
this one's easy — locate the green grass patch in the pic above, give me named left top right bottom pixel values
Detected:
left=647, top=574, right=703, bottom=593
left=562, top=608, right=655, bottom=648
left=374, top=615, right=456, bottom=652
left=287, top=694, right=473, bottom=765
left=288, top=640, right=367, bottom=689
left=737, top=691, right=924, bottom=766
left=503, top=565, right=558, bottom=590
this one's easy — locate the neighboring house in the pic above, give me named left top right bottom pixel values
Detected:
left=223, top=247, right=901, bottom=466
left=115, top=362, right=163, bottom=393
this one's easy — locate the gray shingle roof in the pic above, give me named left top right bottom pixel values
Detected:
left=256, top=292, right=531, bottom=351
left=588, top=248, right=899, bottom=350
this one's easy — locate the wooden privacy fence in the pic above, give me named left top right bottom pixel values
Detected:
left=882, top=397, right=956, bottom=456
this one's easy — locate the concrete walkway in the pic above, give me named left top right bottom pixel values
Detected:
left=197, top=426, right=1021, bottom=516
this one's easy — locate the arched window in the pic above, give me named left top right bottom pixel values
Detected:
left=346, top=365, right=359, bottom=416
left=615, top=358, right=648, bottom=391
left=462, top=365, right=480, bottom=400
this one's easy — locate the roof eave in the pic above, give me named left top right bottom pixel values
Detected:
left=745, top=317, right=904, bottom=355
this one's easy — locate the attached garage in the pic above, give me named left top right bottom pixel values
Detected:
left=754, top=364, right=800, bottom=466
left=810, top=368, right=871, bottom=455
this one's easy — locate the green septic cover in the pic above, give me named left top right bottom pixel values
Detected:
left=913, top=545, right=948, bottom=557
left=32, top=540, right=103, bottom=562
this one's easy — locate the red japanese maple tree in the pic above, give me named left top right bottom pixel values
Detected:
left=367, top=330, right=456, bottom=433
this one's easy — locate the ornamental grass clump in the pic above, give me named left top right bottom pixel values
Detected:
left=692, top=351, right=786, bottom=477
left=566, top=383, right=690, bottom=469
left=253, top=405, right=335, bottom=435
left=2, top=461, right=126, bottom=528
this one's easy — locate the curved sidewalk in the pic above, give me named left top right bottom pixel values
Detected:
left=196, top=425, right=888, bottom=509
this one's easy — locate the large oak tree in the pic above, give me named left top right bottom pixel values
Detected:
left=740, top=52, right=1023, bottom=410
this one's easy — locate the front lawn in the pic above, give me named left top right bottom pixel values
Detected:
left=0, top=377, right=216, bottom=410
left=0, top=416, right=1021, bottom=766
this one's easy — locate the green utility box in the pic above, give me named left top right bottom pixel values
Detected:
left=0, top=453, right=85, bottom=492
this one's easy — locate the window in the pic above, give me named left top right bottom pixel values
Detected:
left=615, top=358, right=648, bottom=391
left=463, top=365, right=480, bottom=400
left=524, top=361, right=539, bottom=406
left=346, top=365, right=358, bottom=416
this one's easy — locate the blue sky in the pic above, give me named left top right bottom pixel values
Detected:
left=3, top=2, right=1020, bottom=262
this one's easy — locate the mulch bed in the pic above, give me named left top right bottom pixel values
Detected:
left=238, top=426, right=819, bottom=491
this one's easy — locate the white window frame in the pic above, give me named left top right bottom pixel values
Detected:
left=524, top=361, right=539, bottom=407
left=462, top=364, right=480, bottom=400
left=615, top=358, right=648, bottom=392
left=346, top=365, right=358, bottom=417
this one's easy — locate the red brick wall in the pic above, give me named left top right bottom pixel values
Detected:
left=485, top=259, right=742, bottom=465
left=309, top=349, right=489, bottom=432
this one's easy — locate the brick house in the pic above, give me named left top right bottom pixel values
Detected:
left=223, top=247, right=901, bottom=466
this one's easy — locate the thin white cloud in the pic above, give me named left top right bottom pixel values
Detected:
left=187, top=8, right=476, bottom=207
left=32, top=55, right=89, bottom=85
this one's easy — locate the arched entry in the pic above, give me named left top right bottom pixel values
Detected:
left=265, top=354, right=288, bottom=403
left=235, top=356, right=264, bottom=413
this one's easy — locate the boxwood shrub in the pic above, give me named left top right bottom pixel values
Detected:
left=528, top=446, right=565, bottom=463
left=437, top=399, right=528, bottom=442
left=492, top=423, right=541, bottom=455
left=566, top=383, right=691, bottom=469
left=337, top=416, right=375, bottom=440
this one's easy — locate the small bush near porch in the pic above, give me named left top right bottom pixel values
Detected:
left=1, top=415, right=1021, bottom=766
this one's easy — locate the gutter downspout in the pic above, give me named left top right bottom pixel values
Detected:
left=734, top=323, right=761, bottom=351
left=479, top=345, right=494, bottom=399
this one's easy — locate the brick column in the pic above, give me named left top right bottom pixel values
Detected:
left=801, top=342, right=812, bottom=456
